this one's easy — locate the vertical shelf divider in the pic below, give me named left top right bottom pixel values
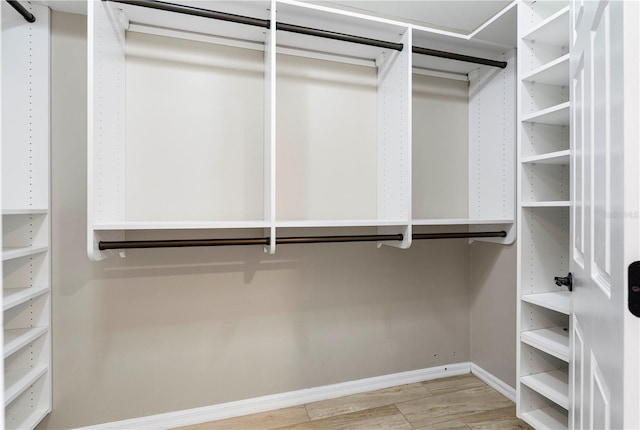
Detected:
left=265, top=0, right=277, bottom=254
left=87, top=0, right=127, bottom=261
left=377, top=27, right=412, bottom=249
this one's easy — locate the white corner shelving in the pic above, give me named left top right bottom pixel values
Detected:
left=1, top=2, right=52, bottom=428
left=517, top=0, right=571, bottom=427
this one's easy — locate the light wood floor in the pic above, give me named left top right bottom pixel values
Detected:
left=175, top=374, right=533, bottom=430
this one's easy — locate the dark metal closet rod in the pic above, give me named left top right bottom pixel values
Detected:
left=412, top=46, right=507, bottom=69
left=105, top=0, right=508, bottom=67
left=6, top=0, right=36, bottom=23
left=98, top=231, right=507, bottom=250
left=106, top=0, right=403, bottom=50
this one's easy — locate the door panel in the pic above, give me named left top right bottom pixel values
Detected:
left=572, top=54, right=585, bottom=269
left=590, top=353, right=611, bottom=430
left=590, top=2, right=612, bottom=296
left=571, top=0, right=625, bottom=428
left=571, top=315, right=584, bottom=429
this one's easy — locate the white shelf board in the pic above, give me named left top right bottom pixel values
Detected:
left=4, top=366, right=48, bottom=406
left=521, top=407, right=568, bottom=430
left=521, top=327, right=570, bottom=362
left=412, top=218, right=513, bottom=226
left=2, top=209, right=48, bottom=215
left=521, top=54, right=570, bottom=86
left=4, top=327, right=49, bottom=359
left=93, top=221, right=270, bottom=230
left=521, top=369, right=569, bottom=409
left=522, top=6, right=570, bottom=46
left=3, top=286, right=50, bottom=312
left=8, top=408, right=51, bottom=430
left=468, top=1, right=517, bottom=48
left=521, top=201, right=570, bottom=208
left=276, top=219, right=407, bottom=228
left=521, top=150, right=570, bottom=165
left=2, top=245, right=49, bottom=261
left=521, top=102, right=570, bottom=126
left=522, top=291, right=571, bottom=315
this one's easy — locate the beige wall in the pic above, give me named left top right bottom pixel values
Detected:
left=469, top=241, right=517, bottom=388
left=40, top=12, right=484, bottom=429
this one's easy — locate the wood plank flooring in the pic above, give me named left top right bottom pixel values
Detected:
left=175, top=374, right=533, bottom=430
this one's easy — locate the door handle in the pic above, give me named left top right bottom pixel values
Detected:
left=554, top=272, right=573, bottom=292
left=629, top=262, right=640, bottom=317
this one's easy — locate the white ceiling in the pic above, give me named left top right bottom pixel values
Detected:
left=41, top=1, right=513, bottom=35
left=308, top=1, right=513, bottom=34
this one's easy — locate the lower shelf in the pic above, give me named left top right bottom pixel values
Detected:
left=520, top=369, right=569, bottom=409
left=521, top=406, right=568, bottom=430
left=521, top=327, right=569, bottom=362
left=4, top=327, right=49, bottom=359
left=4, top=366, right=48, bottom=406
left=6, top=407, right=50, bottom=430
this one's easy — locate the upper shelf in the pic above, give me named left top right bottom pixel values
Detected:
left=521, top=102, right=570, bottom=126
left=2, top=246, right=49, bottom=261
left=522, top=6, right=570, bottom=46
left=521, top=54, right=569, bottom=86
left=2, top=209, right=48, bottom=215
left=521, top=150, right=570, bottom=165
left=412, top=218, right=513, bottom=226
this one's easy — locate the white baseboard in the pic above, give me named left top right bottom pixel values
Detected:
left=470, top=363, right=516, bottom=402
left=75, top=362, right=471, bottom=430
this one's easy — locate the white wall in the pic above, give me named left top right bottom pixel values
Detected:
left=40, top=12, right=484, bottom=429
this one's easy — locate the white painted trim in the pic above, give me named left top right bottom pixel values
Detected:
left=470, top=363, right=516, bottom=402
left=75, top=363, right=471, bottom=430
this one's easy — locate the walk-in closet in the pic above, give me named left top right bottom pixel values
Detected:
left=2, top=0, right=639, bottom=429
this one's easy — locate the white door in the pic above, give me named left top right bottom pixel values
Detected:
left=570, top=0, right=640, bottom=429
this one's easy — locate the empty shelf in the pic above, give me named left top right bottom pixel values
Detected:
left=521, top=327, right=570, bottom=361
left=4, top=327, right=48, bottom=358
left=2, top=246, right=48, bottom=261
left=522, top=54, right=570, bottom=86
left=7, top=408, right=50, bottom=430
left=522, top=201, right=570, bottom=208
left=521, top=406, right=568, bottom=430
left=276, top=220, right=407, bottom=228
left=521, top=150, right=570, bottom=165
left=522, top=291, right=571, bottom=315
left=412, top=218, right=513, bottom=226
left=522, top=6, right=570, bottom=46
left=93, top=220, right=271, bottom=230
left=521, top=369, right=569, bottom=409
left=4, top=366, right=48, bottom=406
left=2, top=209, right=48, bottom=215
left=3, top=286, right=50, bottom=311
left=522, top=102, right=570, bottom=126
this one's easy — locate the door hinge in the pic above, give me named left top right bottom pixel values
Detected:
left=629, top=262, right=640, bottom=318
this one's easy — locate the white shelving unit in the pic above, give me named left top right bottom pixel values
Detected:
left=1, top=2, right=52, bottom=428
left=517, top=1, right=571, bottom=428
left=88, top=0, right=517, bottom=260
